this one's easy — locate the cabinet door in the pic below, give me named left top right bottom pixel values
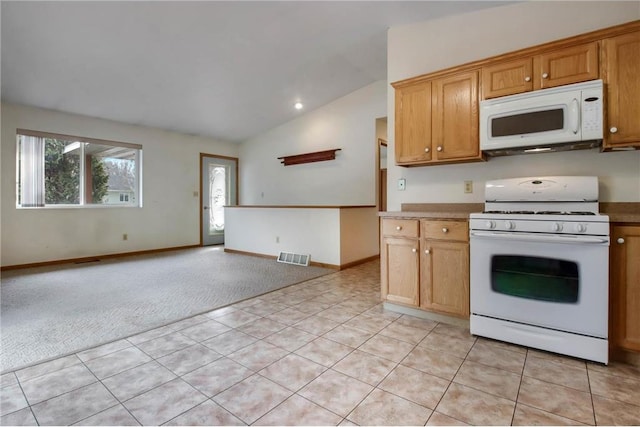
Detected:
left=602, top=31, right=640, bottom=148
left=381, top=237, right=419, bottom=306
left=420, top=240, right=469, bottom=317
left=395, top=82, right=432, bottom=164
left=536, top=42, right=599, bottom=89
left=610, top=225, right=640, bottom=352
left=432, top=70, right=480, bottom=162
left=482, top=58, right=533, bottom=99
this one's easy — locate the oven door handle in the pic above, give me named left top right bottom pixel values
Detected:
left=470, top=230, right=609, bottom=245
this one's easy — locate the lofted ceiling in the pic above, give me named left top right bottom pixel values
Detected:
left=2, top=1, right=509, bottom=143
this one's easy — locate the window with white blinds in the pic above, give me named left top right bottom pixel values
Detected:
left=16, top=129, right=142, bottom=208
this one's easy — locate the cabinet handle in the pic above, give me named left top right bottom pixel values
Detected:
left=524, top=76, right=531, bottom=82
left=424, top=147, right=430, bottom=153
left=542, top=72, right=549, bottom=79
left=437, top=146, right=443, bottom=152
left=425, top=249, right=430, bottom=254
left=610, top=127, right=618, bottom=134
left=442, top=227, right=449, bottom=233
left=412, top=248, right=417, bottom=253
left=396, top=226, right=402, bottom=231
left=617, top=238, right=625, bottom=244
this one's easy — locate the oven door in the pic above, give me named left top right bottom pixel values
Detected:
left=470, top=230, right=609, bottom=338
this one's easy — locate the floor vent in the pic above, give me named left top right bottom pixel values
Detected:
left=277, top=251, right=310, bottom=267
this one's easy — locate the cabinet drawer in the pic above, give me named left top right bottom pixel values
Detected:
left=422, top=220, right=468, bottom=242
left=382, top=219, right=419, bottom=238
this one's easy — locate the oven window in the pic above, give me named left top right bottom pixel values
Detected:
left=491, top=255, right=579, bottom=303
left=491, top=109, right=564, bottom=137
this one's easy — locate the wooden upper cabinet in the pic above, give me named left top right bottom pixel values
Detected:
left=602, top=30, right=640, bottom=149
left=482, top=58, right=534, bottom=99
left=394, top=69, right=482, bottom=166
left=481, top=42, right=599, bottom=99
left=432, top=70, right=480, bottom=161
left=536, top=42, right=599, bottom=89
left=395, top=82, right=432, bottom=164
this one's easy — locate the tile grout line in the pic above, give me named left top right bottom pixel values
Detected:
left=423, top=326, right=473, bottom=426
left=77, top=354, right=144, bottom=426
left=509, top=348, right=528, bottom=426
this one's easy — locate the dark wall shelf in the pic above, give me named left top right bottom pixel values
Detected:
left=278, top=148, right=341, bottom=166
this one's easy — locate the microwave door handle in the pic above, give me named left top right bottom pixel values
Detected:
left=569, top=98, right=580, bottom=134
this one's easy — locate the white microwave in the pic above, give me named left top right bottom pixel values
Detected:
left=480, top=80, right=603, bottom=156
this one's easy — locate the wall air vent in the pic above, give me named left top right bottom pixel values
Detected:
left=277, top=251, right=310, bottom=267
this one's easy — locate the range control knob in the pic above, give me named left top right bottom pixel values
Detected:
left=504, top=221, right=515, bottom=230
left=574, top=223, right=587, bottom=233
left=551, top=222, right=563, bottom=232
left=485, top=220, right=496, bottom=229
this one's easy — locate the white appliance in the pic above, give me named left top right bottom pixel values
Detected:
left=469, top=176, right=610, bottom=364
left=480, top=80, right=603, bottom=156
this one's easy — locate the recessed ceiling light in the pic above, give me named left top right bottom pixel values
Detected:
left=294, top=102, right=303, bottom=110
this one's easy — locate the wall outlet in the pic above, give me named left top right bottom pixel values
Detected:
left=398, top=178, right=406, bottom=191
left=123, top=233, right=128, bottom=241
left=464, top=181, right=473, bottom=194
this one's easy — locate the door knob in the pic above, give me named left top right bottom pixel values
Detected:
left=442, top=227, right=449, bottom=233
left=610, top=127, right=618, bottom=134
left=617, top=238, right=625, bottom=244
left=542, top=72, right=549, bottom=79
left=425, top=249, right=430, bottom=254
left=425, top=147, right=430, bottom=153
left=412, top=248, right=417, bottom=253
left=524, top=76, right=531, bottom=82
left=437, top=146, right=443, bottom=152
left=396, top=226, right=402, bottom=231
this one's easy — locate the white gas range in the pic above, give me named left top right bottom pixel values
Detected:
left=469, top=176, right=610, bottom=364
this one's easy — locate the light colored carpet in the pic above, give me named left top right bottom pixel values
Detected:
left=0, top=247, right=332, bottom=372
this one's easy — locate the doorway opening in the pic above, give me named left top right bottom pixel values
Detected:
left=375, top=117, right=388, bottom=212
left=200, top=153, right=238, bottom=246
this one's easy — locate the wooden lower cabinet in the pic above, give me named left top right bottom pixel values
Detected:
left=381, top=219, right=420, bottom=306
left=380, top=218, right=470, bottom=318
left=420, top=221, right=470, bottom=317
left=610, top=224, right=640, bottom=353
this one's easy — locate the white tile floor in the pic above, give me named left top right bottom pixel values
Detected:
left=1, top=260, right=640, bottom=425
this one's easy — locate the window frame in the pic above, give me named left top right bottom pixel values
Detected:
left=16, top=129, right=143, bottom=209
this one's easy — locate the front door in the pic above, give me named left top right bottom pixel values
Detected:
left=201, top=154, right=237, bottom=246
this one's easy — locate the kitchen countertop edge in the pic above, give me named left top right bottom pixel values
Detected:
left=380, top=202, right=640, bottom=222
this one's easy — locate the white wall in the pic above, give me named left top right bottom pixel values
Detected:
left=224, top=206, right=379, bottom=266
left=340, top=207, right=379, bottom=265
left=387, top=2, right=640, bottom=210
left=225, top=207, right=342, bottom=265
left=1, top=103, right=238, bottom=266
left=239, top=81, right=387, bottom=205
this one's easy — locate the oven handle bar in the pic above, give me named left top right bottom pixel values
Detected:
left=470, top=230, right=609, bottom=245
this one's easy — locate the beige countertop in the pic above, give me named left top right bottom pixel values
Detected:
left=379, top=203, right=482, bottom=220
left=379, top=202, right=640, bottom=223
left=601, top=203, right=640, bottom=223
